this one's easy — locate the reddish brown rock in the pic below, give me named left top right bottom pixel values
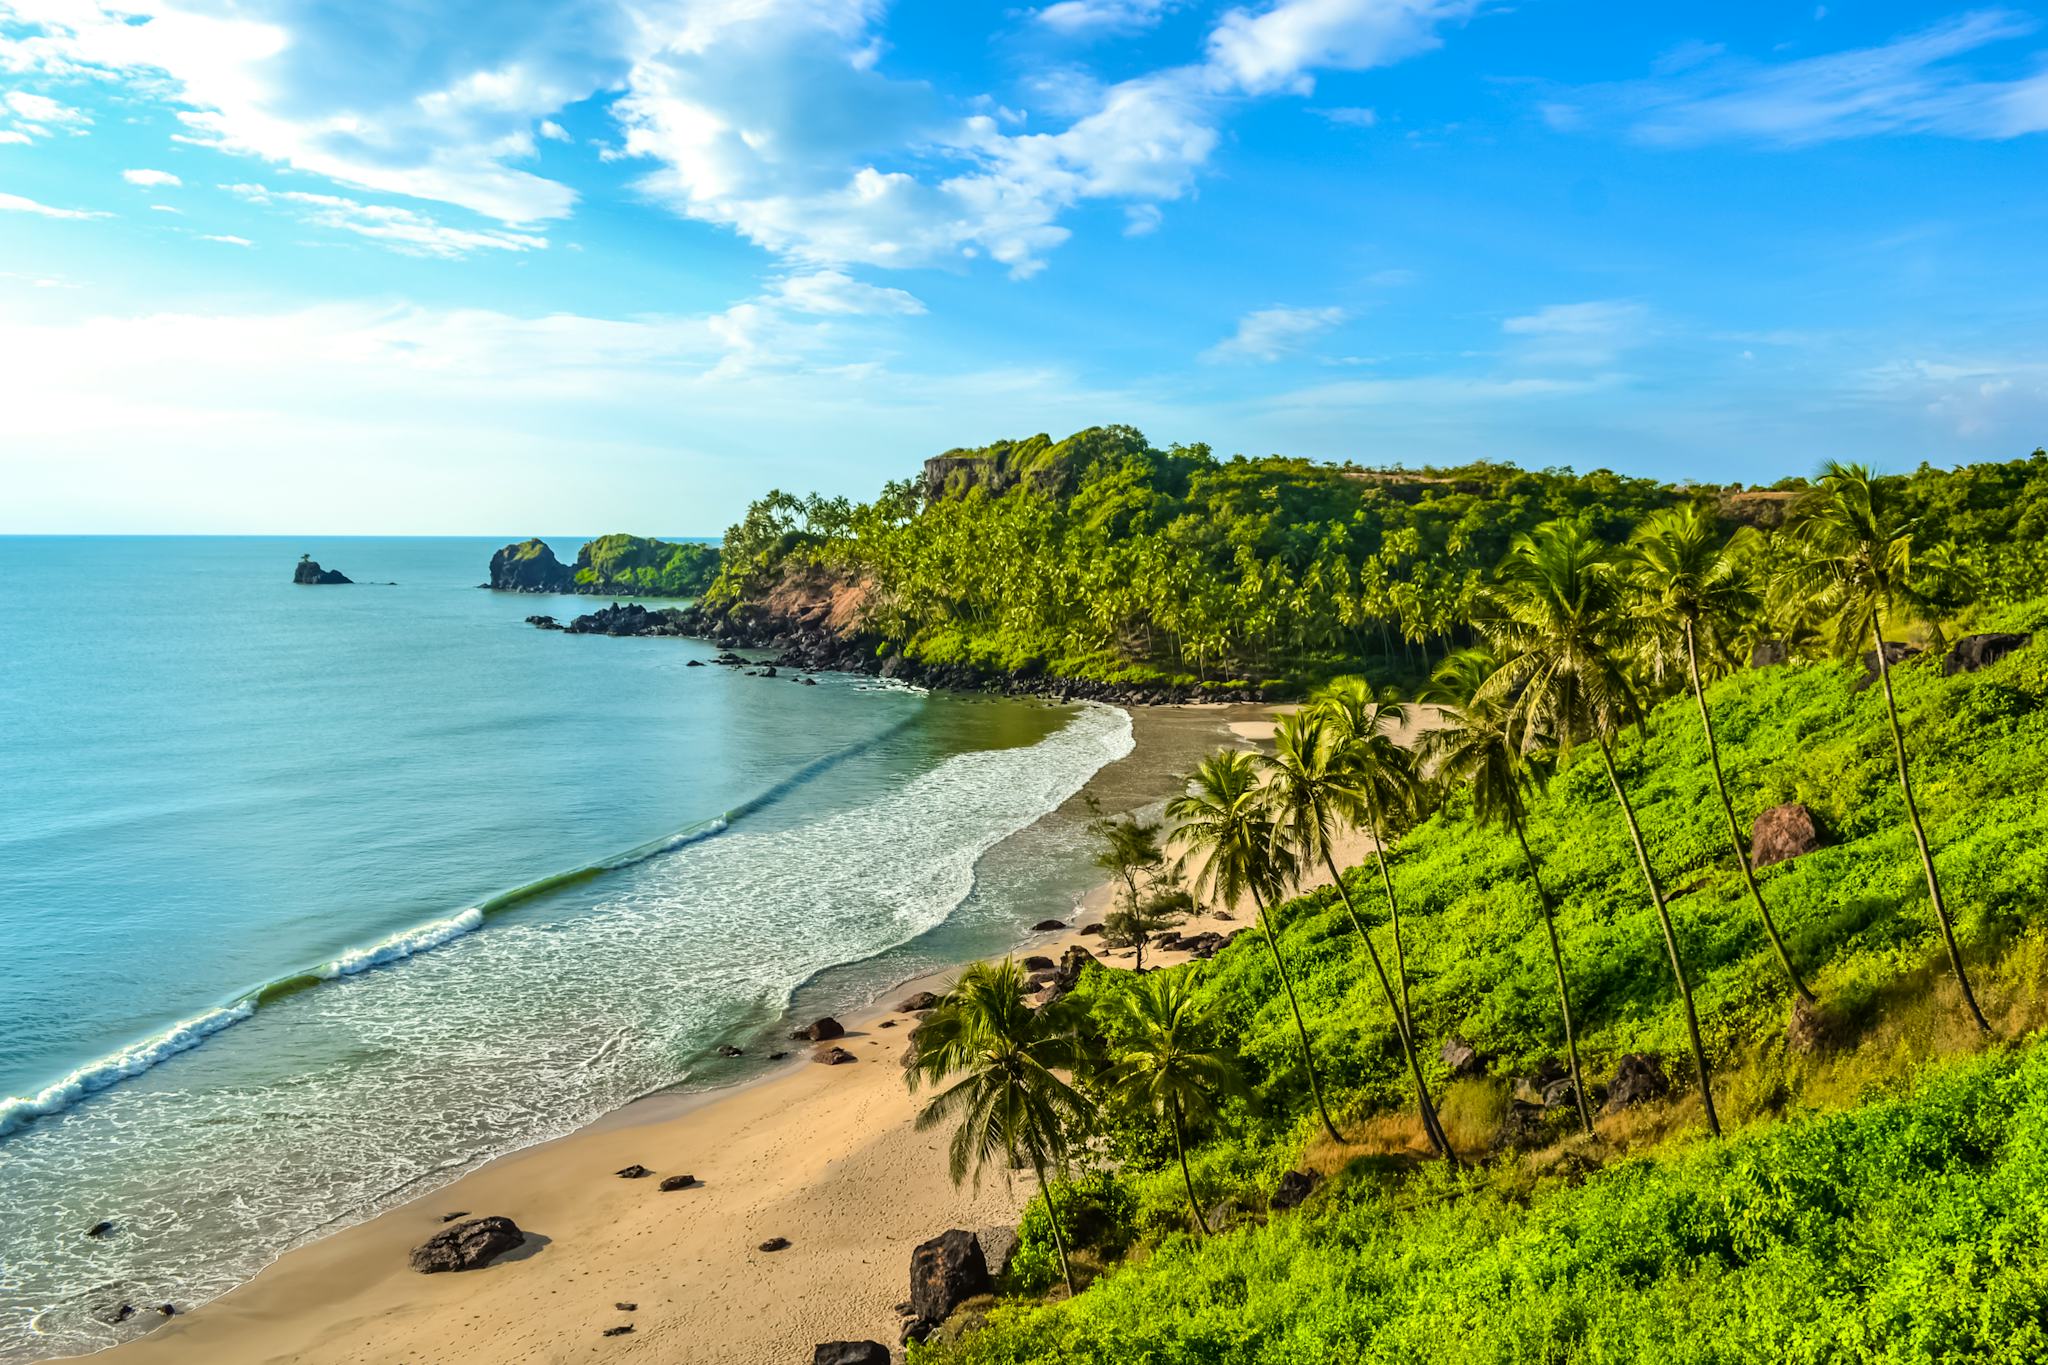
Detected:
left=1751, top=803, right=1824, bottom=868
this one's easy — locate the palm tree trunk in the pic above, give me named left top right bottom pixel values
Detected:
left=1248, top=886, right=1344, bottom=1145
left=1322, top=850, right=1454, bottom=1161
left=1029, top=1152, right=1077, bottom=1295
left=1366, top=795, right=1415, bottom=1035
left=1595, top=727, right=1722, bottom=1138
left=1506, top=805, right=1594, bottom=1134
left=1869, top=619, right=1990, bottom=1033
left=1169, top=1093, right=1209, bottom=1236
left=1683, top=620, right=1817, bottom=1004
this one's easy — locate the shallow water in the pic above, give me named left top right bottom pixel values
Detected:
left=0, top=537, right=1132, bottom=1360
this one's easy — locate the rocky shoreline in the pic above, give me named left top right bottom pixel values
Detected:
left=525, top=600, right=1279, bottom=705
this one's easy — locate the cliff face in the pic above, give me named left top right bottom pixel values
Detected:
left=488, top=539, right=577, bottom=593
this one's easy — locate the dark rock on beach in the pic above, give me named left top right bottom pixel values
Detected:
left=525, top=614, right=563, bottom=630
left=814, top=1046, right=858, bottom=1065
left=910, top=1229, right=992, bottom=1326
left=717, top=1044, right=744, bottom=1057
left=897, top=991, right=940, bottom=1013
left=1945, top=632, right=2031, bottom=675
left=1053, top=945, right=1097, bottom=995
left=1078, top=922, right=1105, bottom=937
left=814, top=1342, right=892, bottom=1365
left=1030, top=919, right=1066, bottom=931
left=293, top=556, right=352, bottom=585
left=603, top=1324, right=634, bottom=1337
left=794, top=1016, right=845, bottom=1041
left=1751, top=803, right=1824, bottom=868
left=615, top=1302, right=637, bottom=1312
left=659, top=1174, right=699, bottom=1191
left=759, top=1236, right=791, bottom=1252
left=615, top=1164, right=652, bottom=1179
left=1021, top=955, right=1055, bottom=971
left=440, top=1210, right=470, bottom=1222
left=409, top=1216, right=524, bottom=1273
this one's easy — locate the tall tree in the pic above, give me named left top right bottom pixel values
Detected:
left=906, top=959, right=1090, bottom=1294
left=1774, top=462, right=1990, bottom=1033
left=1312, top=678, right=1425, bottom=1035
left=1480, top=521, right=1723, bottom=1137
left=1086, top=808, right=1171, bottom=970
left=1627, top=505, right=1818, bottom=1004
left=1100, top=970, right=1248, bottom=1236
left=1167, top=750, right=1343, bottom=1145
left=1422, top=647, right=1593, bottom=1133
left=1263, top=708, right=1453, bottom=1159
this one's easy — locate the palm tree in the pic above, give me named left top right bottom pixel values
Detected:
left=1263, top=707, right=1453, bottom=1159
left=1627, top=505, right=1818, bottom=1004
left=906, top=959, right=1089, bottom=1294
left=1167, top=749, right=1343, bottom=1145
left=1775, top=462, right=1990, bottom=1033
left=1088, top=809, right=1169, bottom=969
left=1479, top=521, right=1723, bottom=1137
left=1313, top=678, right=1425, bottom=1035
left=1422, top=647, right=1594, bottom=1132
left=1100, top=970, right=1247, bottom=1235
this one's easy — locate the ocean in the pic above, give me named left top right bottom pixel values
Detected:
left=0, top=537, right=1136, bottom=1361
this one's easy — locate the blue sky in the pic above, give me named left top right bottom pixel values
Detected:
left=1, top=0, right=2045, bottom=533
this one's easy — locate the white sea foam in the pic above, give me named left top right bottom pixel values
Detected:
left=314, top=907, right=486, bottom=979
left=0, top=1002, right=257, bottom=1139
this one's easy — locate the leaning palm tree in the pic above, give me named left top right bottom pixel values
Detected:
left=1627, top=505, right=1818, bottom=1004
left=906, top=959, right=1089, bottom=1294
left=1264, top=708, right=1453, bottom=1160
left=1312, top=677, right=1426, bottom=1035
left=1167, top=749, right=1343, bottom=1145
left=1100, top=970, right=1248, bottom=1235
left=1479, top=520, right=1723, bottom=1137
left=1774, top=462, right=1990, bottom=1033
left=1422, top=647, right=1594, bottom=1133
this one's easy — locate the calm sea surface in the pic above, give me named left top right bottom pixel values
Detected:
left=0, top=537, right=1134, bottom=1360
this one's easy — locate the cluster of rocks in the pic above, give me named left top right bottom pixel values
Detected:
left=523, top=602, right=698, bottom=637
left=1152, top=928, right=1238, bottom=960
left=1848, top=632, right=2033, bottom=690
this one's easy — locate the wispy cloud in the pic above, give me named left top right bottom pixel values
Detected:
left=1501, top=300, right=1648, bottom=368
left=1203, top=305, right=1347, bottom=362
left=1550, top=10, right=2048, bottom=146
left=226, top=184, right=547, bottom=258
left=122, top=168, right=182, bottom=189
left=0, top=190, right=109, bottom=220
left=200, top=234, right=255, bottom=247
left=1035, top=0, right=1178, bottom=36
left=2, top=89, right=92, bottom=140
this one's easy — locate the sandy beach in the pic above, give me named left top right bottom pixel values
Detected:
left=91, top=700, right=1389, bottom=1365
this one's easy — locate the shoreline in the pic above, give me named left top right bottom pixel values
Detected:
left=82, top=700, right=1280, bottom=1364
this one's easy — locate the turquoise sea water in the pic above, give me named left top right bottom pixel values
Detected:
left=0, top=537, right=1133, bottom=1360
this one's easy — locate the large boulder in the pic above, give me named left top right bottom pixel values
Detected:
left=813, top=1345, right=891, bottom=1365
left=488, top=539, right=576, bottom=593
left=896, top=991, right=939, bottom=1013
left=1854, top=640, right=1922, bottom=691
left=1749, top=638, right=1788, bottom=668
left=1440, top=1034, right=1484, bottom=1079
left=1053, top=945, right=1097, bottom=995
left=1751, top=803, right=1823, bottom=868
left=409, top=1216, right=524, bottom=1273
left=1604, top=1054, right=1670, bottom=1113
left=976, top=1225, right=1021, bottom=1281
left=793, top=1016, right=845, bottom=1042
left=1944, top=632, right=2031, bottom=676
left=292, top=556, right=352, bottom=585
left=1269, top=1169, right=1322, bottom=1211
left=909, top=1228, right=992, bottom=1326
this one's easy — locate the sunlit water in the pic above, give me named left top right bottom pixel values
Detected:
left=0, top=538, right=1132, bottom=1359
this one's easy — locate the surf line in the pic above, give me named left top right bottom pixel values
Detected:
left=0, top=713, right=924, bottom=1141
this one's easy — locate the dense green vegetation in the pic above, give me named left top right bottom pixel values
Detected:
left=708, top=430, right=2048, bottom=690
left=896, top=455, right=2048, bottom=1363
left=573, top=532, right=719, bottom=596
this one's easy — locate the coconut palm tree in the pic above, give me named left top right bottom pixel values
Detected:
left=1774, top=462, right=1990, bottom=1033
left=1627, top=505, right=1818, bottom=1004
left=1167, top=749, right=1343, bottom=1145
left=1100, top=970, right=1247, bottom=1235
left=906, top=959, right=1089, bottom=1294
left=1263, top=707, right=1453, bottom=1159
left=1479, top=520, right=1723, bottom=1137
left=1312, top=678, right=1425, bottom=1034
left=1423, top=647, right=1593, bottom=1133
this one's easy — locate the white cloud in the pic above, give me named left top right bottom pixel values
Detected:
left=1316, top=104, right=1378, bottom=126
left=1035, top=0, right=1176, bottom=36
left=122, top=168, right=182, bottom=188
left=1501, top=300, right=1648, bottom=368
left=4, top=90, right=89, bottom=124
left=1203, top=305, right=1347, bottom=362
left=0, top=190, right=109, bottom=219
left=767, top=270, right=925, bottom=316
left=226, top=183, right=548, bottom=257
left=0, top=129, right=30, bottom=143
left=538, top=119, right=570, bottom=141
left=1207, top=0, right=1483, bottom=96
left=1563, top=11, right=2048, bottom=146
left=200, top=233, right=254, bottom=246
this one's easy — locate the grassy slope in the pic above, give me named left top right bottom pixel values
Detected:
left=922, top=599, right=2048, bottom=1364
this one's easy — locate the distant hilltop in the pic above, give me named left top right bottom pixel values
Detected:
left=487, top=534, right=719, bottom=598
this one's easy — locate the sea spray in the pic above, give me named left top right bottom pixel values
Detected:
left=0, top=1003, right=256, bottom=1140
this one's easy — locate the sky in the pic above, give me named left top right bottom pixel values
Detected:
left=1, top=0, right=2045, bottom=534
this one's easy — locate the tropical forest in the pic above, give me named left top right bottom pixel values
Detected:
left=702, top=434, right=2048, bottom=1363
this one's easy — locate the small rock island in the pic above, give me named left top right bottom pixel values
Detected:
left=293, top=555, right=353, bottom=585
